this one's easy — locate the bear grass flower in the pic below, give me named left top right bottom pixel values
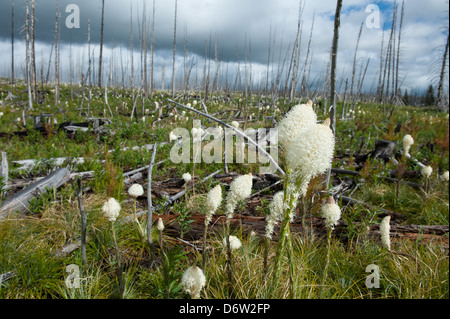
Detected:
left=402, top=134, right=414, bottom=155
left=320, top=196, right=342, bottom=297
left=441, top=171, right=449, bottom=182
left=421, top=165, right=433, bottom=178
left=380, top=215, right=391, bottom=251
left=102, top=198, right=121, bottom=222
left=128, top=184, right=145, bottom=238
left=224, top=173, right=253, bottom=219
left=285, top=118, right=335, bottom=192
left=157, top=218, right=164, bottom=232
left=182, top=172, right=192, bottom=183
left=169, top=131, right=179, bottom=142
left=231, top=120, right=240, bottom=129
left=223, top=235, right=242, bottom=250
left=265, top=191, right=284, bottom=239
left=277, top=100, right=317, bottom=151
left=128, top=183, right=144, bottom=198
left=321, top=196, right=341, bottom=230
left=205, top=184, right=222, bottom=225
left=273, top=107, right=335, bottom=295
left=202, top=184, right=223, bottom=270
left=181, top=266, right=206, bottom=299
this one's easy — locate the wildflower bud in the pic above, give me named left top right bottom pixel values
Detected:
left=380, top=215, right=391, bottom=250
left=157, top=218, right=164, bottom=232
left=128, top=184, right=144, bottom=198
left=223, top=235, right=242, bottom=250
left=403, top=134, right=414, bottom=155
left=182, top=172, right=192, bottom=183
left=321, top=196, right=341, bottom=230
left=169, top=131, right=178, bottom=142
left=421, top=165, right=433, bottom=178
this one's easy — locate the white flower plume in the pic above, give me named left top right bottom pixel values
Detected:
left=182, top=172, right=192, bottom=183
left=421, top=165, right=433, bottom=178
left=157, top=218, right=164, bottom=232
left=402, top=134, right=414, bottom=155
left=205, top=184, right=222, bottom=225
left=231, top=121, right=240, bottom=129
left=380, top=215, right=391, bottom=250
left=128, top=183, right=144, bottom=198
left=102, top=197, right=121, bottom=222
left=224, top=173, right=253, bottom=219
left=277, top=100, right=317, bottom=151
left=223, top=235, right=242, bottom=250
left=286, top=118, right=335, bottom=182
left=265, top=191, right=284, bottom=239
left=321, top=196, right=341, bottom=230
left=181, top=266, right=206, bottom=299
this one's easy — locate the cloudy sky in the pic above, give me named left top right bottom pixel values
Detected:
left=0, top=0, right=448, bottom=94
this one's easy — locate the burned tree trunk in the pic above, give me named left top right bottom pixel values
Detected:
left=0, top=167, right=70, bottom=220
left=98, top=0, right=105, bottom=88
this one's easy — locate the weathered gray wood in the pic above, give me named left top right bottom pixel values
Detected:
left=77, top=178, right=87, bottom=264
left=370, top=140, right=397, bottom=163
left=147, top=142, right=158, bottom=263
left=12, top=157, right=85, bottom=172
left=0, top=271, right=15, bottom=284
left=0, top=167, right=71, bottom=220
left=53, top=239, right=83, bottom=258
left=1, top=151, right=8, bottom=191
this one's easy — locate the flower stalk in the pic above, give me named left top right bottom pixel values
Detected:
left=202, top=184, right=222, bottom=271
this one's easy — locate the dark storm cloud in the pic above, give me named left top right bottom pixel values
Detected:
left=0, top=0, right=448, bottom=91
left=0, top=0, right=296, bottom=64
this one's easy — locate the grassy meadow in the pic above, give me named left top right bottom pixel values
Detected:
left=0, top=79, right=448, bottom=299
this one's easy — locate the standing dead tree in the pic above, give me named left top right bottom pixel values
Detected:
left=25, top=0, right=33, bottom=113
left=395, top=0, right=405, bottom=102
left=329, top=0, right=342, bottom=135
left=98, top=0, right=105, bottom=88
left=350, top=23, right=363, bottom=100
left=300, top=14, right=315, bottom=97
left=436, top=33, right=449, bottom=111
left=326, top=0, right=343, bottom=188
left=130, top=3, right=135, bottom=101
left=54, top=1, right=61, bottom=106
left=289, top=0, right=304, bottom=102
left=376, top=24, right=386, bottom=103
left=150, top=0, right=156, bottom=97
left=172, top=0, right=178, bottom=98
left=11, top=0, right=15, bottom=85
left=142, top=0, right=148, bottom=97
left=31, top=0, right=37, bottom=100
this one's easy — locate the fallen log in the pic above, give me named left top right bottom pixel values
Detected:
left=331, top=168, right=422, bottom=189
left=144, top=213, right=450, bottom=249
left=1, top=151, right=8, bottom=190
left=12, top=157, right=86, bottom=172
left=370, top=140, right=397, bottom=163
left=0, top=167, right=71, bottom=220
